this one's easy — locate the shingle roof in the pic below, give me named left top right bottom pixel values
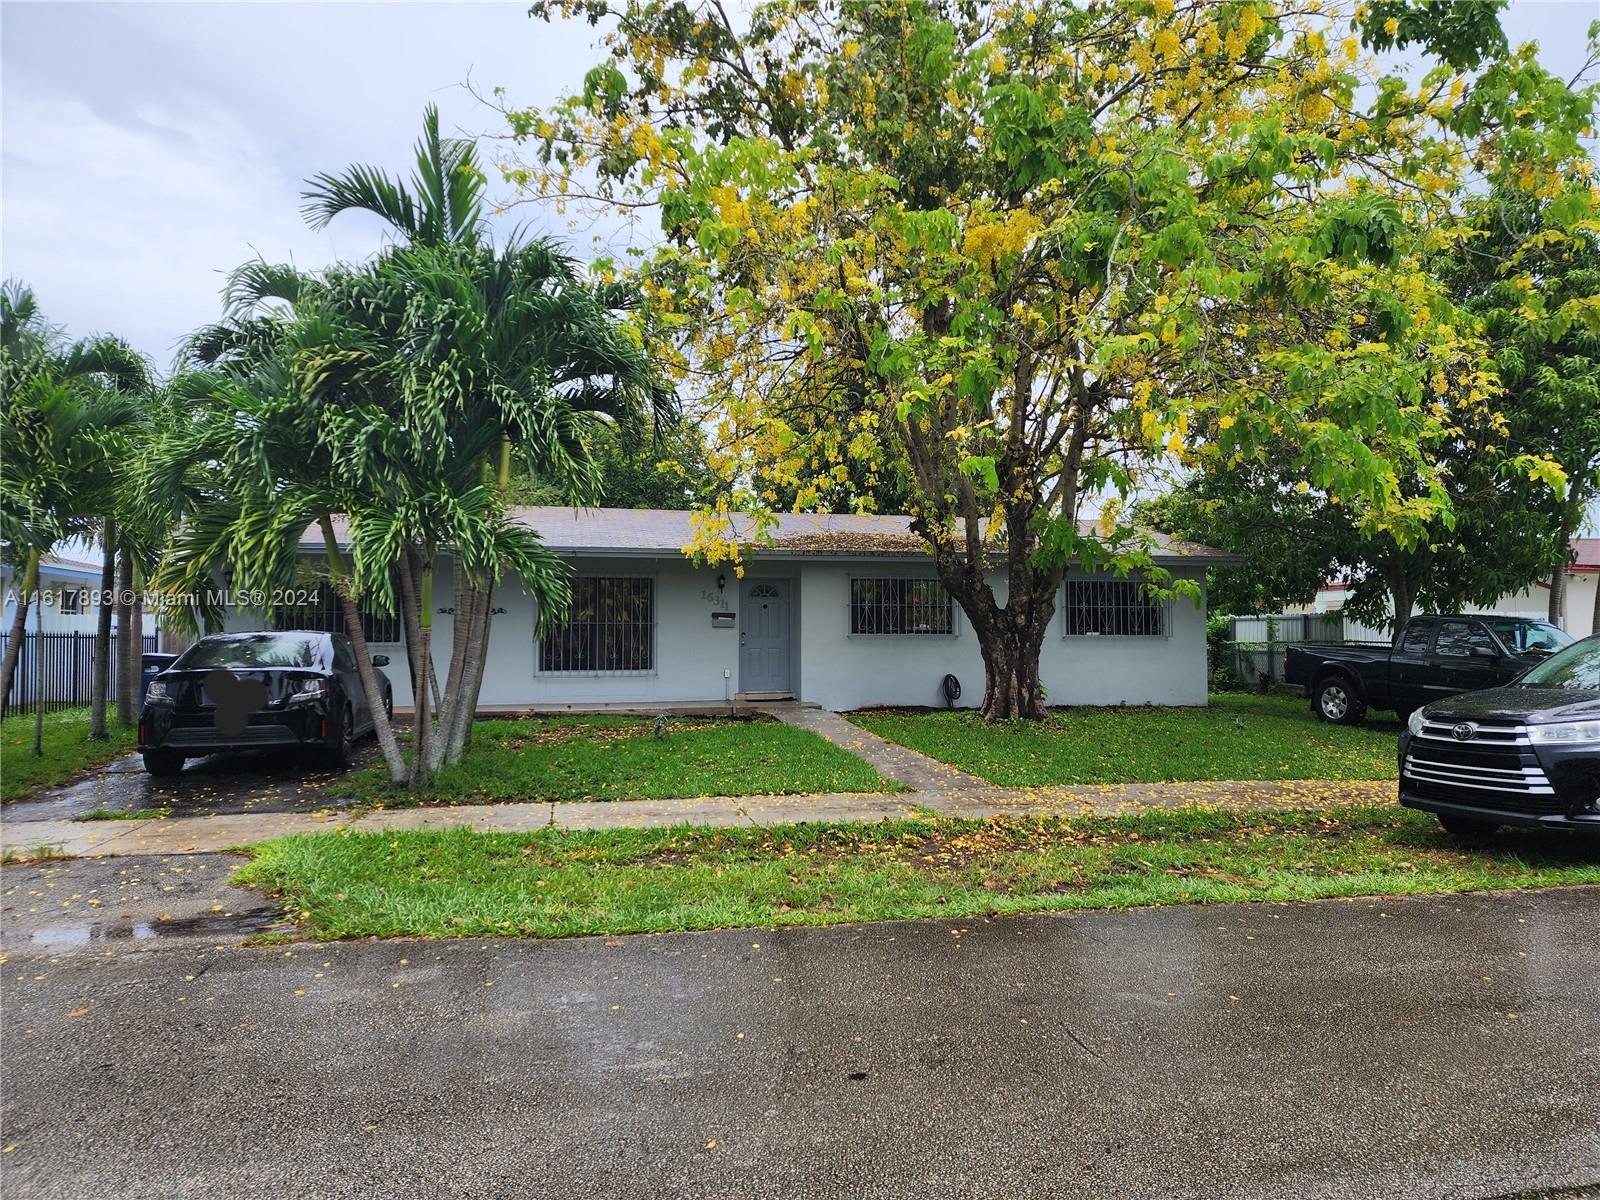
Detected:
left=502, top=506, right=1239, bottom=563
left=311, top=506, right=1239, bottom=563
left=0, top=554, right=101, bottom=579
left=1571, top=539, right=1599, bottom=572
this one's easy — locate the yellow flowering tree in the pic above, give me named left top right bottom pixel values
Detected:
left=507, top=0, right=1588, bottom=717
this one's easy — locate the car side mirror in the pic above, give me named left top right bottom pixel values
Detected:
left=1469, top=646, right=1499, bottom=660
left=371, top=654, right=390, bottom=667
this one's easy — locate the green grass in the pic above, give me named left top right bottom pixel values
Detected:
left=0, top=842, right=70, bottom=865
left=342, top=714, right=898, bottom=807
left=1, top=708, right=137, bottom=802
left=77, top=805, right=170, bottom=822
left=235, top=806, right=1600, bottom=940
left=851, top=692, right=1400, bottom=786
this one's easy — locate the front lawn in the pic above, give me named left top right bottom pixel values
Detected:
left=851, top=692, right=1399, bottom=787
left=342, top=714, right=896, bottom=806
left=236, top=806, right=1600, bottom=940
left=1, top=708, right=137, bottom=802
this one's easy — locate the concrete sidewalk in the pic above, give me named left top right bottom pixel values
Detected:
left=2, top=778, right=1396, bottom=858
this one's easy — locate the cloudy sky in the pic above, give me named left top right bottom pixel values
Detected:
left=4, top=0, right=1595, bottom=367
left=1, top=1, right=613, bottom=365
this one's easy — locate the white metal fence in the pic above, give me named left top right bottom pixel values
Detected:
left=1, top=631, right=160, bottom=712
left=1218, top=613, right=1390, bottom=687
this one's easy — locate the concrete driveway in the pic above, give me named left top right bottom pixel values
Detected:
left=2, top=858, right=1596, bottom=1200
left=1, top=743, right=377, bottom=824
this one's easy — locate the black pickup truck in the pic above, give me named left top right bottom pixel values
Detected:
left=1283, top=614, right=1571, bottom=726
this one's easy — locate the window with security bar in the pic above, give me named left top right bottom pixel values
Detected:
left=1062, top=578, right=1167, bottom=637
left=539, top=577, right=655, bottom=672
left=273, top=590, right=401, bottom=644
left=849, top=578, right=955, bottom=635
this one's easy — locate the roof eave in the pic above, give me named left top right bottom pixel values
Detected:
left=297, top=538, right=1241, bottom=567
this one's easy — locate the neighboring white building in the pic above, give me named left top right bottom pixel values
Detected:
left=1481, top=539, right=1598, bottom=638
left=227, top=507, right=1235, bottom=713
left=1287, top=538, right=1599, bottom=640
left=0, top=553, right=158, bottom=637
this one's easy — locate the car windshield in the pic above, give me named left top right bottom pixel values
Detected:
left=1481, top=619, right=1572, bottom=656
left=1517, top=637, right=1600, bottom=691
left=172, top=633, right=321, bottom=670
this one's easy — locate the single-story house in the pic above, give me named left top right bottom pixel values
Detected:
left=1293, top=537, right=1600, bottom=640
left=236, top=507, right=1238, bottom=713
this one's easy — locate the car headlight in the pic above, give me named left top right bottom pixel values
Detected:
left=289, top=678, right=327, bottom=701
left=145, top=680, right=170, bottom=703
left=1527, top=720, right=1600, bottom=745
left=1407, top=708, right=1426, bottom=736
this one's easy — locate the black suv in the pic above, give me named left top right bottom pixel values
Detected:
left=1399, top=634, right=1600, bottom=836
left=138, top=631, right=392, bottom=776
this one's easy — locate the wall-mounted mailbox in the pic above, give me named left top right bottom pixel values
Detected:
left=711, top=610, right=736, bottom=628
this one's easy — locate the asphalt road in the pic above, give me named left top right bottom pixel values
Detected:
left=2, top=859, right=1597, bottom=1200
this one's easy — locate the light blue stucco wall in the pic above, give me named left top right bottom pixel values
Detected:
left=795, top=561, right=1209, bottom=710
left=376, top=556, right=741, bottom=711
left=251, top=553, right=1210, bottom=712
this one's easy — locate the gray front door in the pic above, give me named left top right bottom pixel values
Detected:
left=740, top=580, right=791, bottom=694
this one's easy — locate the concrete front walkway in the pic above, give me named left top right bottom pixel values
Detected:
left=1, top=778, right=1397, bottom=859
left=766, top=706, right=999, bottom=794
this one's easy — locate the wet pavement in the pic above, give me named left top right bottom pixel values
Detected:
left=1, top=879, right=1596, bottom=1199
left=0, top=853, right=293, bottom=954
left=1, top=744, right=376, bottom=824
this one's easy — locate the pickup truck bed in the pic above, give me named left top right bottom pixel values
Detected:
left=1281, top=614, right=1569, bottom=726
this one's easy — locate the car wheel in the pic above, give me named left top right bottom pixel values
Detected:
left=1313, top=678, right=1366, bottom=725
left=142, top=750, right=184, bottom=777
left=1438, top=813, right=1500, bottom=838
left=383, top=690, right=393, bottom=724
left=325, top=705, right=355, bottom=769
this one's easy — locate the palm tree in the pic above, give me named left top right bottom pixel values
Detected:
left=298, top=110, right=671, bottom=775
left=154, top=109, right=670, bottom=787
left=0, top=282, right=147, bottom=738
left=301, top=104, right=482, bottom=250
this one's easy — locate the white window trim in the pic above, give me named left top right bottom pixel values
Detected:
left=535, top=571, right=659, bottom=677
left=845, top=573, right=961, bottom=638
left=1060, top=574, right=1172, bottom=639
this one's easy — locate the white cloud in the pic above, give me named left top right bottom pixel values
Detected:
left=0, top=0, right=601, bottom=364
left=2, top=91, right=385, bottom=365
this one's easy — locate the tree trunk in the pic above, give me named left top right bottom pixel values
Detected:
left=1547, top=563, right=1566, bottom=628
left=435, top=564, right=477, bottom=765
left=932, top=552, right=1057, bottom=721
left=976, top=616, right=1051, bottom=719
left=407, top=551, right=435, bottom=787
left=318, top=517, right=407, bottom=784
left=395, top=550, right=441, bottom=719
left=1548, top=512, right=1572, bottom=628
left=121, top=560, right=144, bottom=725
left=443, top=583, right=492, bottom=764
left=31, top=575, right=45, bottom=755
left=89, top=522, right=116, bottom=740
left=458, top=586, right=494, bottom=754
left=114, top=553, right=137, bottom=724
left=1591, top=565, right=1600, bottom=639
left=455, top=436, right=512, bottom=753
left=1390, top=580, right=1415, bottom=648
left=1381, top=549, right=1418, bottom=649
left=0, top=549, right=38, bottom=720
